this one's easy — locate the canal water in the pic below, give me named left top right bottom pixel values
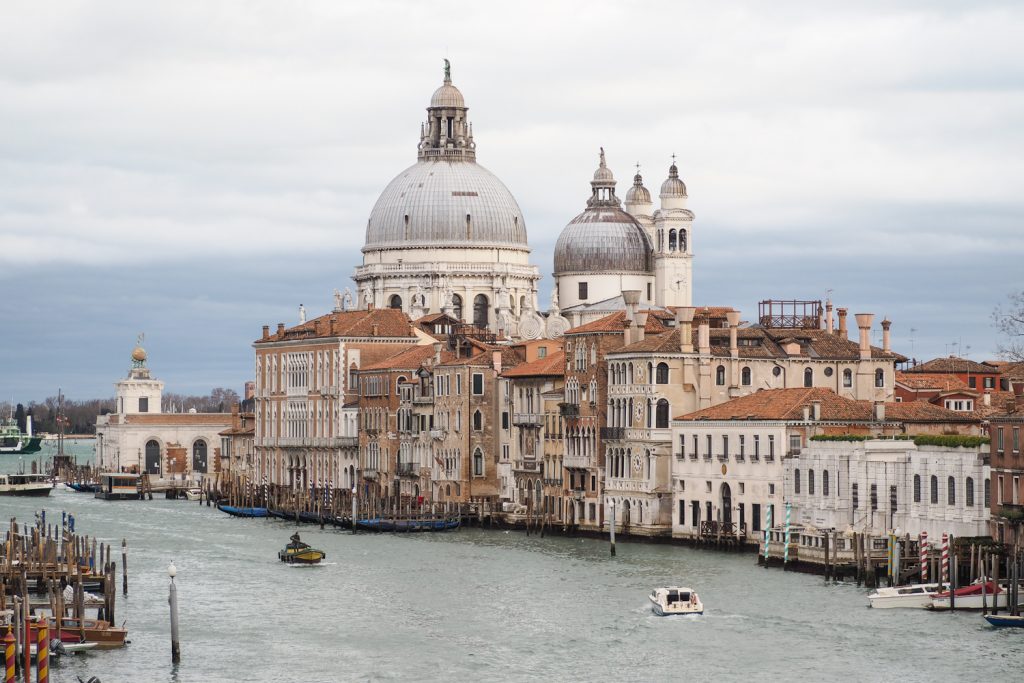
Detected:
left=3, top=442, right=1022, bottom=682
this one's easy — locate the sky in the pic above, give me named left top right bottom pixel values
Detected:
left=1, top=1, right=1022, bottom=402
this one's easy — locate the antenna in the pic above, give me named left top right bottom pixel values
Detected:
left=909, top=327, right=917, bottom=356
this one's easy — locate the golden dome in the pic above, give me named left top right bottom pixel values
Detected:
left=131, top=346, right=147, bottom=362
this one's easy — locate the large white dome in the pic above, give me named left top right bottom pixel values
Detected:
left=363, top=159, right=529, bottom=251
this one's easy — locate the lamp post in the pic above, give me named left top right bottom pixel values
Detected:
left=168, top=562, right=180, bottom=663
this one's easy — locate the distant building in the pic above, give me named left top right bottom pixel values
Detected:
left=988, top=399, right=1024, bottom=545
left=95, top=343, right=231, bottom=480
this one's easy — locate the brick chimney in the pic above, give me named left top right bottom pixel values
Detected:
left=276, top=323, right=285, bottom=336
left=492, top=350, right=502, bottom=374
left=881, top=318, right=892, bottom=354
left=726, top=310, right=741, bottom=359
left=262, top=325, right=270, bottom=340
left=825, top=301, right=834, bottom=335
left=855, top=313, right=874, bottom=360
left=433, top=342, right=442, bottom=366
left=837, top=308, right=848, bottom=339
left=622, top=290, right=641, bottom=344
left=676, top=307, right=696, bottom=353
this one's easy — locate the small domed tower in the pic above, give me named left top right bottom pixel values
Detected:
left=652, top=157, right=694, bottom=307
left=115, top=336, right=164, bottom=415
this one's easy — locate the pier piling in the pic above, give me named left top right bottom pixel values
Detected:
left=609, top=502, right=616, bottom=557
left=168, top=563, right=180, bottom=664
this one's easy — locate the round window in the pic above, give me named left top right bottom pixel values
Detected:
left=824, top=367, right=834, bottom=377
left=772, top=367, right=782, bottom=377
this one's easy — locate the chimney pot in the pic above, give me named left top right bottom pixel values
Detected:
left=881, top=318, right=892, bottom=354
left=855, top=313, right=874, bottom=359
left=873, top=400, right=885, bottom=422
left=276, top=323, right=285, bottom=336
left=825, top=301, right=834, bottom=335
left=262, top=325, right=270, bottom=340
left=837, top=308, right=849, bottom=339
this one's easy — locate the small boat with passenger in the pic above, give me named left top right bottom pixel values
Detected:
left=867, top=582, right=949, bottom=609
left=278, top=533, right=325, bottom=565
left=649, top=586, right=703, bottom=616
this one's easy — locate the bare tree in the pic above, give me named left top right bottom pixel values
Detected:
left=993, top=290, right=1024, bottom=361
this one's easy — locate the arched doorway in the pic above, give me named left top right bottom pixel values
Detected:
left=621, top=499, right=631, bottom=528
left=720, top=482, right=732, bottom=525
left=145, top=440, right=160, bottom=474
left=452, top=294, right=463, bottom=321
left=192, top=439, right=208, bottom=473
left=389, top=294, right=402, bottom=310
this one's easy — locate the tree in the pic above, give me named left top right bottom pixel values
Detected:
left=993, top=290, right=1024, bottom=361
left=14, top=403, right=26, bottom=432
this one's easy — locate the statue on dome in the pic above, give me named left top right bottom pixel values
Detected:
left=444, top=58, right=451, bottom=81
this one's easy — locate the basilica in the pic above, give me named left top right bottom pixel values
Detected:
left=350, top=62, right=691, bottom=336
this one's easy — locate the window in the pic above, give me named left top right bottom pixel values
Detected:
left=966, top=477, right=974, bottom=507
left=741, top=367, right=751, bottom=386
left=656, top=363, right=669, bottom=384
left=809, top=469, right=815, bottom=495
left=473, top=294, right=489, bottom=328
left=968, top=376, right=977, bottom=389
left=997, top=475, right=1004, bottom=505
left=138, top=397, right=148, bottom=413
left=930, top=475, right=938, bottom=504
left=473, top=448, right=484, bottom=476
left=823, top=470, right=830, bottom=496
left=538, top=346, right=547, bottom=359
left=578, top=282, right=588, bottom=300
left=889, top=485, right=898, bottom=512
left=715, top=365, right=725, bottom=385
left=739, top=435, right=745, bottom=459
left=803, top=367, right=813, bottom=387
left=875, top=369, right=885, bottom=388
left=656, top=399, right=669, bottom=429
left=473, top=410, right=482, bottom=431
left=985, top=477, right=991, bottom=507
left=852, top=483, right=859, bottom=510
left=456, top=374, right=462, bottom=395
left=998, top=427, right=1004, bottom=451
left=767, top=435, right=775, bottom=460
left=706, top=435, right=712, bottom=459
left=984, top=377, right=995, bottom=389
left=947, top=476, right=956, bottom=506
left=389, top=294, right=402, bottom=309
left=502, top=412, right=509, bottom=430
left=678, top=434, right=686, bottom=459
left=706, top=481, right=712, bottom=493
left=789, top=434, right=801, bottom=454
left=722, top=435, right=729, bottom=459
left=842, top=369, right=852, bottom=388
left=753, top=435, right=760, bottom=460
left=647, top=282, right=652, bottom=301
left=769, top=483, right=775, bottom=495
left=1014, top=428, right=1020, bottom=453
left=913, top=474, right=921, bottom=503
left=693, top=434, right=699, bottom=459
left=794, top=470, right=801, bottom=494
left=678, top=500, right=685, bottom=525
left=472, top=373, right=484, bottom=395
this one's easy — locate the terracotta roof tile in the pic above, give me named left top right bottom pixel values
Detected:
left=501, top=351, right=566, bottom=378
left=564, top=311, right=667, bottom=336
left=895, top=371, right=969, bottom=392
left=359, top=344, right=441, bottom=371
left=257, top=308, right=416, bottom=343
left=904, top=356, right=1000, bottom=374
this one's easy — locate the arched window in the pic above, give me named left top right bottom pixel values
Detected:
left=985, top=478, right=991, bottom=507
left=948, top=476, right=956, bottom=506
left=875, top=369, right=885, bottom=388
left=930, top=475, right=938, bottom=504
left=628, top=363, right=634, bottom=384
left=678, top=229, right=687, bottom=252
left=473, top=448, right=484, bottom=476
left=473, top=294, right=489, bottom=328
left=823, top=470, right=830, bottom=496
left=192, top=439, right=208, bottom=473
left=803, top=367, right=813, bottom=387
left=656, top=363, right=669, bottom=384
left=741, top=367, right=751, bottom=386
left=809, top=469, right=815, bottom=495
left=389, top=294, right=402, bottom=310
left=655, top=399, right=669, bottom=429
left=715, top=365, right=725, bottom=386
left=473, top=410, right=482, bottom=431
left=966, top=477, right=975, bottom=506
left=913, top=474, right=921, bottom=503
left=668, top=229, right=677, bottom=251
left=842, top=369, right=852, bottom=388
left=794, top=469, right=801, bottom=495
left=145, top=439, right=161, bottom=475
left=452, top=294, right=463, bottom=321
left=647, top=363, right=654, bottom=385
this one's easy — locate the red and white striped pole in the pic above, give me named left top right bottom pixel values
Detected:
left=941, top=532, right=949, bottom=584
left=919, top=531, right=928, bottom=581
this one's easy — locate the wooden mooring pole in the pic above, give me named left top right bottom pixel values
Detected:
left=122, top=539, right=128, bottom=596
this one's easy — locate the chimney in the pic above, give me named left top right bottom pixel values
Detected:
left=231, top=402, right=239, bottom=416
left=811, top=400, right=821, bottom=421
left=622, top=290, right=641, bottom=323
left=873, top=400, right=885, bottom=422
left=698, top=318, right=710, bottom=355
left=433, top=342, right=442, bottom=366
left=262, top=325, right=270, bottom=340
left=676, top=307, right=696, bottom=353
left=276, top=323, right=285, bottom=336
left=492, top=350, right=502, bottom=374
left=855, top=313, right=874, bottom=360
left=802, top=404, right=810, bottom=422
left=726, top=310, right=741, bottom=358
left=825, top=301, right=834, bottom=335
left=635, top=312, right=649, bottom=343
left=371, top=323, right=379, bottom=336
left=881, top=318, right=892, bottom=354
left=837, top=308, right=848, bottom=339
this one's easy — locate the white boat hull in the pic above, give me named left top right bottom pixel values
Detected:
left=650, top=587, right=704, bottom=616
left=867, top=583, right=948, bottom=609
left=931, top=592, right=1024, bottom=610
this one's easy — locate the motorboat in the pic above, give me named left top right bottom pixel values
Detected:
left=0, top=473, right=52, bottom=496
left=867, top=582, right=949, bottom=609
left=930, top=581, right=1024, bottom=610
left=984, top=614, right=1024, bottom=628
left=278, top=533, right=325, bottom=565
left=184, top=487, right=202, bottom=501
left=649, top=586, right=703, bottom=616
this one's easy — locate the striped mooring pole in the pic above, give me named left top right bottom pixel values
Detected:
left=887, top=534, right=895, bottom=580
left=919, top=531, right=928, bottom=581
left=941, top=533, right=950, bottom=584
left=762, top=504, right=773, bottom=563
left=782, top=502, right=793, bottom=565
left=3, top=628, right=14, bottom=683
left=36, top=620, right=48, bottom=683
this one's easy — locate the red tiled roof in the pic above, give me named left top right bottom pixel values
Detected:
left=121, top=413, right=233, bottom=426
left=359, top=344, right=441, bottom=371
left=896, top=372, right=969, bottom=392
left=501, top=351, right=565, bottom=378
left=564, top=311, right=668, bottom=336
left=904, top=356, right=1000, bottom=374
left=257, top=308, right=416, bottom=343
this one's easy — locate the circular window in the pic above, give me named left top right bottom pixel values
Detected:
left=772, top=367, right=782, bottom=377
left=824, top=367, right=834, bottom=377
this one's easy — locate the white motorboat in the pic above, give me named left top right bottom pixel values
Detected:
left=184, top=487, right=202, bottom=501
left=650, top=586, right=703, bottom=616
left=0, top=473, right=52, bottom=496
left=929, top=581, right=1024, bottom=610
left=867, top=582, right=949, bottom=609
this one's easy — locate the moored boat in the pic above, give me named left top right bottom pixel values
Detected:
left=0, top=473, right=52, bottom=496
left=31, top=617, right=127, bottom=649
left=984, top=614, right=1024, bottom=628
left=649, top=586, right=704, bottom=616
left=930, top=581, right=1024, bottom=610
left=66, top=481, right=101, bottom=493
left=184, top=487, right=202, bottom=501
left=0, top=415, right=42, bottom=454
left=867, top=582, right=949, bottom=609
left=218, top=503, right=269, bottom=518
left=278, top=533, right=325, bottom=564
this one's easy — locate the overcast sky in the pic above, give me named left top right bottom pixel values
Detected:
left=2, top=1, right=1022, bottom=402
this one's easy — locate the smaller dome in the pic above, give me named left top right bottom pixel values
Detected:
left=131, top=346, right=147, bottom=362
left=625, top=172, right=651, bottom=205
left=431, top=83, right=465, bottom=108
left=660, top=162, right=687, bottom=198
left=593, top=165, right=614, bottom=182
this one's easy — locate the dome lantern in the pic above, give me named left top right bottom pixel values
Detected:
left=419, top=59, right=475, bottom=162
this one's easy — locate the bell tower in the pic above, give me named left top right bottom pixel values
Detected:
left=652, top=158, right=694, bottom=307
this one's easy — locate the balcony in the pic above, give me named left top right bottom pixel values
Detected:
left=606, top=477, right=658, bottom=494
left=572, top=488, right=586, bottom=501
left=396, top=462, right=418, bottom=477
left=559, top=402, right=580, bottom=418
left=563, top=454, right=590, bottom=469
left=429, top=429, right=446, bottom=440
left=513, top=412, right=544, bottom=426
left=717, top=454, right=729, bottom=462
left=321, top=385, right=340, bottom=397
left=362, top=468, right=378, bottom=480
left=412, top=395, right=433, bottom=405
left=332, top=436, right=358, bottom=448
left=600, top=427, right=625, bottom=441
